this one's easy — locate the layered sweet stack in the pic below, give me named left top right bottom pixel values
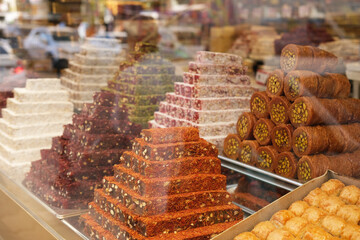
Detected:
left=223, top=44, right=360, bottom=182
left=24, top=91, right=142, bottom=209
left=150, top=51, right=257, bottom=149
left=234, top=179, right=360, bottom=240
left=81, top=127, right=243, bottom=240
left=0, top=78, right=73, bottom=178
left=61, top=38, right=124, bottom=110
left=104, top=42, right=177, bottom=128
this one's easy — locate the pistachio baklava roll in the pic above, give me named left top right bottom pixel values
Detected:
left=223, top=134, right=242, bottom=160
left=255, top=146, right=278, bottom=172
left=250, top=91, right=271, bottom=119
left=289, top=97, right=360, bottom=127
left=269, top=96, right=291, bottom=125
left=297, top=154, right=331, bottom=181
left=271, top=124, right=294, bottom=152
left=284, top=70, right=320, bottom=101
left=254, top=118, right=275, bottom=146
left=275, top=152, right=298, bottom=179
left=236, top=112, right=257, bottom=140
left=266, top=69, right=286, bottom=97
left=280, top=44, right=338, bottom=74
left=238, top=140, right=259, bottom=166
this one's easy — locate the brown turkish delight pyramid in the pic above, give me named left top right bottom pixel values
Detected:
left=80, top=127, right=243, bottom=239
left=23, top=91, right=142, bottom=209
left=151, top=51, right=258, bottom=150
left=223, top=44, right=360, bottom=181
left=104, top=42, right=179, bottom=128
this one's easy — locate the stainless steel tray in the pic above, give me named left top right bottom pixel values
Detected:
left=219, top=155, right=303, bottom=192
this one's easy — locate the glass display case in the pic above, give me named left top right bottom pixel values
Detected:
left=0, top=0, right=359, bottom=239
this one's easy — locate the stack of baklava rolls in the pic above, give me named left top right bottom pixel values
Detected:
left=223, top=44, right=360, bottom=181
left=234, top=179, right=360, bottom=240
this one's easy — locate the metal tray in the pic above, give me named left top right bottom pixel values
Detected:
left=219, top=155, right=303, bottom=192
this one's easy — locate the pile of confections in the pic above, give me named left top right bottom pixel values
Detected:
left=104, top=42, right=178, bottom=128
left=223, top=44, right=360, bottom=181
left=24, top=92, right=141, bottom=209
left=232, top=175, right=287, bottom=211
left=234, top=179, right=360, bottom=240
left=0, top=79, right=73, bottom=178
left=61, top=38, right=124, bottom=110
left=80, top=127, right=243, bottom=239
left=150, top=51, right=257, bottom=149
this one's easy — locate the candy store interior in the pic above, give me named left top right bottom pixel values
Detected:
left=0, top=0, right=360, bottom=239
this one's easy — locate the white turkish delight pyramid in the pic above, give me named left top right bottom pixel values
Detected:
left=0, top=78, right=73, bottom=179
left=61, top=37, right=124, bottom=110
left=150, top=51, right=258, bottom=149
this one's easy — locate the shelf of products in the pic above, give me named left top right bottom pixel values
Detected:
left=220, top=155, right=303, bottom=191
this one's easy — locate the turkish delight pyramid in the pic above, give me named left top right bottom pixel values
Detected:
left=80, top=127, right=243, bottom=239
left=104, top=42, right=179, bottom=128
left=24, top=91, right=142, bottom=209
left=61, top=37, right=125, bottom=110
left=150, top=51, right=258, bottom=149
left=0, top=78, right=73, bottom=179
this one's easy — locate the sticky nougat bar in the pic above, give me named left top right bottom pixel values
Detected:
left=141, top=127, right=199, bottom=144
left=72, top=116, right=141, bottom=135
left=89, top=198, right=241, bottom=237
left=82, top=103, right=129, bottom=121
left=116, top=73, right=175, bottom=85
left=66, top=147, right=124, bottom=167
left=24, top=178, right=89, bottom=209
left=118, top=93, right=165, bottom=106
left=183, top=72, right=250, bottom=85
left=99, top=179, right=231, bottom=216
left=120, top=151, right=220, bottom=177
left=188, top=62, right=247, bottom=75
left=132, top=138, right=217, bottom=161
left=160, top=102, right=247, bottom=124
left=165, top=93, right=251, bottom=111
left=60, top=165, right=113, bottom=181
left=174, top=82, right=256, bottom=98
left=70, top=131, right=132, bottom=150
left=108, top=81, right=174, bottom=95
left=51, top=137, right=68, bottom=155
left=113, top=165, right=226, bottom=197
left=196, top=51, right=243, bottom=65
left=83, top=205, right=239, bottom=240
left=93, top=91, right=121, bottom=107
left=122, top=65, right=175, bottom=75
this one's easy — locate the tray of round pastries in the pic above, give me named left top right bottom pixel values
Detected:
left=212, top=170, right=360, bottom=240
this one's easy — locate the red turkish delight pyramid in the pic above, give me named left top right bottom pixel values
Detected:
left=24, top=91, right=142, bottom=209
left=80, top=127, right=243, bottom=239
left=150, top=51, right=258, bottom=150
